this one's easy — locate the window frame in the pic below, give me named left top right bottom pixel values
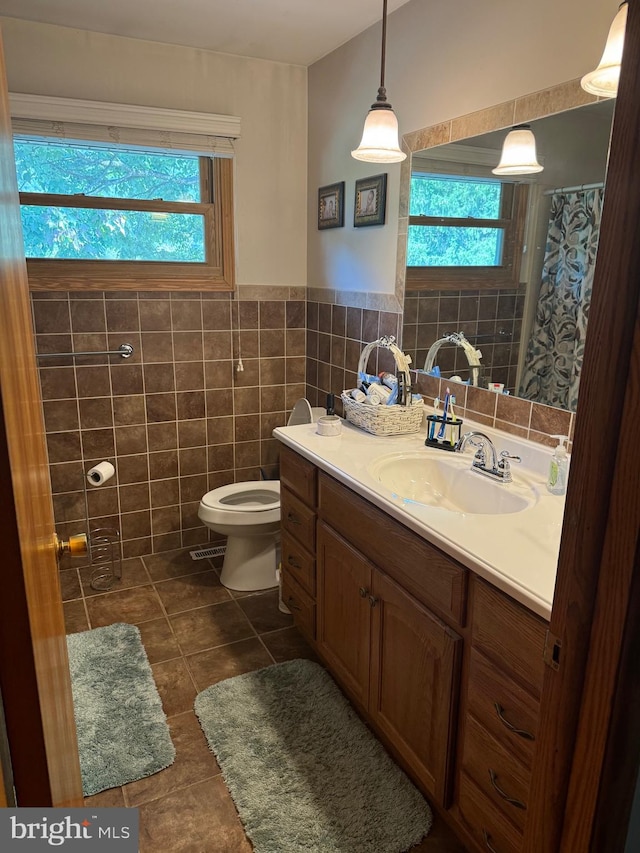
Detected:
left=18, top=150, right=235, bottom=292
left=405, top=177, right=528, bottom=292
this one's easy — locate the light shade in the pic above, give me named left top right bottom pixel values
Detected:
left=352, top=104, right=406, bottom=163
left=581, top=2, right=627, bottom=97
left=492, top=125, right=543, bottom=176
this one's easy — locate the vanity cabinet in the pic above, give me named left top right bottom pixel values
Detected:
left=279, top=447, right=317, bottom=642
left=457, top=579, right=547, bottom=852
left=277, top=445, right=549, bottom=853
left=317, top=474, right=465, bottom=806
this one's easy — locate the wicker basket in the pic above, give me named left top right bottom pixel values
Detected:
left=341, top=336, right=424, bottom=436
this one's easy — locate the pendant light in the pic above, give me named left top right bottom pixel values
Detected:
left=581, top=2, right=628, bottom=98
left=492, top=125, right=544, bottom=176
left=351, top=0, right=406, bottom=163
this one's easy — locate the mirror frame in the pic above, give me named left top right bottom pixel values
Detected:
left=395, top=78, right=609, bottom=418
left=395, top=77, right=607, bottom=305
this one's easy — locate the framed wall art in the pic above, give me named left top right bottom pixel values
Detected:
left=318, top=182, right=345, bottom=229
left=354, top=173, right=387, bottom=227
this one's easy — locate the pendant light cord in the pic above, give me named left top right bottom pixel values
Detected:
left=380, top=0, right=387, bottom=91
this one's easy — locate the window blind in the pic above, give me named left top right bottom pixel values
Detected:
left=10, top=93, right=240, bottom=158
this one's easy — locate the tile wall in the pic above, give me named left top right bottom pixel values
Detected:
left=33, top=284, right=574, bottom=562
left=305, top=291, right=574, bottom=448
left=411, top=371, right=574, bottom=448
left=402, top=288, right=525, bottom=394
left=305, top=300, right=402, bottom=413
left=33, top=290, right=306, bottom=559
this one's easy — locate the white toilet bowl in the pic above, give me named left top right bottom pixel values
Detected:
left=198, top=481, right=281, bottom=591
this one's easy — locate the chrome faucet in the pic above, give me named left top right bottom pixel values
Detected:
left=455, top=431, right=521, bottom=483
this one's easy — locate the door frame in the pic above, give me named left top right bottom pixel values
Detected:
left=0, top=27, right=83, bottom=807
left=524, top=2, right=640, bottom=850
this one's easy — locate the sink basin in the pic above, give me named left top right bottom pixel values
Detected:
left=368, top=451, right=538, bottom=515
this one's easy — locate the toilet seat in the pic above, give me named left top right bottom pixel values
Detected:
left=201, top=481, right=280, bottom=512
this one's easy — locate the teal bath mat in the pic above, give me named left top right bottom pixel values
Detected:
left=195, top=658, right=432, bottom=852
left=67, top=622, right=175, bottom=796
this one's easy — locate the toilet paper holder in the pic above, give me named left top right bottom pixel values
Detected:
left=84, top=461, right=122, bottom=591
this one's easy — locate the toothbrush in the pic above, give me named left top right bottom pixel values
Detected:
left=429, top=397, right=440, bottom=441
left=449, top=395, right=457, bottom=446
left=437, top=389, right=450, bottom=440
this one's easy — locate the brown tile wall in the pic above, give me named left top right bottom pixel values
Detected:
left=33, top=291, right=306, bottom=559
left=412, top=371, right=575, bottom=449
left=402, top=288, right=525, bottom=394
left=306, top=291, right=575, bottom=449
left=305, top=300, right=402, bottom=415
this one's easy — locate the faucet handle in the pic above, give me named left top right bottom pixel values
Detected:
left=468, top=435, right=486, bottom=449
left=473, top=447, right=486, bottom=463
left=498, top=450, right=521, bottom=481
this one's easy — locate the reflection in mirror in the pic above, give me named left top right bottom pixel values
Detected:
left=403, top=99, right=614, bottom=412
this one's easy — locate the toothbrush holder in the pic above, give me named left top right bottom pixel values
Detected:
left=424, top=415, right=464, bottom=452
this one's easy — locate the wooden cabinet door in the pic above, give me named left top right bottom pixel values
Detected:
left=316, top=522, right=372, bottom=709
left=369, top=567, right=462, bottom=807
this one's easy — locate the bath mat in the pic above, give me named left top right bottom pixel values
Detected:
left=195, top=659, right=432, bottom=853
left=67, top=622, right=175, bottom=796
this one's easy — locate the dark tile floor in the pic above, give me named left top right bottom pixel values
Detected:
left=61, top=547, right=467, bottom=852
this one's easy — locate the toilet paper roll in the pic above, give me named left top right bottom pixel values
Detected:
left=87, top=461, right=115, bottom=487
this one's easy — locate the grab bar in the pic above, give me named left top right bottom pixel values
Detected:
left=36, top=343, right=134, bottom=360
left=468, top=329, right=512, bottom=341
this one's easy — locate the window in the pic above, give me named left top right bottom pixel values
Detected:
left=406, top=171, right=528, bottom=291
left=15, top=137, right=235, bottom=290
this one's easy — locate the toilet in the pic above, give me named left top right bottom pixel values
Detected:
left=198, top=481, right=281, bottom=591
left=198, top=399, right=324, bottom=591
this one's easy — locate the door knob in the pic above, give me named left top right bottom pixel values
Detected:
left=53, top=532, right=88, bottom=563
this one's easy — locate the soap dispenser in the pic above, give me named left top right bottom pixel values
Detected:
left=547, top=434, right=569, bottom=495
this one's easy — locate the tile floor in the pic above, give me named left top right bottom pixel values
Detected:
left=61, top=547, right=467, bottom=852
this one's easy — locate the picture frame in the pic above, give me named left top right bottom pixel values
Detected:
left=354, top=173, right=387, bottom=227
left=318, top=182, right=345, bottom=229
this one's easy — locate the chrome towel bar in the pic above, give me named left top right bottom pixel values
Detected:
left=36, top=343, right=134, bottom=359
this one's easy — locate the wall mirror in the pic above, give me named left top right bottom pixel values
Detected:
left=400, top=95, right=614, bottom=413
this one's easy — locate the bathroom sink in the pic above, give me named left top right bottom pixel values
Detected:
left=368, top=452, right=538, bottom=515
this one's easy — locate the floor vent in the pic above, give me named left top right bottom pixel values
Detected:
left=190, top=545, right=226, bottom=560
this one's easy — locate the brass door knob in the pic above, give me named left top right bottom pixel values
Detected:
left=54, top=532, right=88, bottom=562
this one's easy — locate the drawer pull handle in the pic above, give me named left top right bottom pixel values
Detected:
left=482, top=829, right=499, bottom=853
left=287, top=556, right=302, bottom=569
left=488, top=769, right=526, bottom=810
left=369, top=595, right=379, bottom=607
left=494, top=703, right=535, bottom=741
left=359, top=587, right=369, bottom=598
left=286, top=596, right=301, bottom=611
left=286, top=513, right=301, bottom=525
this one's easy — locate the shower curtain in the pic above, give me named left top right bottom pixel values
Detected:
left=519, top=187, right=603, bottom=411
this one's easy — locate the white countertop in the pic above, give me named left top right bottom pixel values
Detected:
left=274, top=418, right=565, bottom=620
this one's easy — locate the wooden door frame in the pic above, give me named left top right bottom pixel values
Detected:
left=524, top=1, right=640, bottom=850
left=0, top=28, right=83, bottom=807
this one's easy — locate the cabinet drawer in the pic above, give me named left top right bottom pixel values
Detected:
left=281, top=487, right=316, bottom=553
left=281, top=531, right=315, bottom=597
left=280, top=446, right=317, bottom=508
left=462, top=714, right=531, bottom=833
left=472, top=579, right=547, bottom=698
left=281, top=569, right=316, bottom=641
left=318, top=473, right=466, bottom=627
left=458, top=771, right=521, bottom=853
left=467, top=649, right=539, bottom=770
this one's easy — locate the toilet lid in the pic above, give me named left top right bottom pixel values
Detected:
left=201, top=480, right=280, bottom=512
